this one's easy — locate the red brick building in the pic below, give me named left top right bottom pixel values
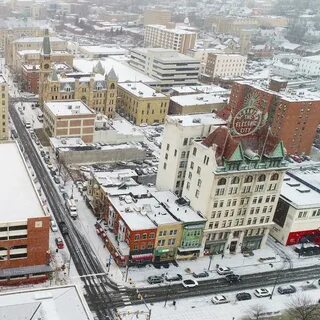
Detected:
left=0, top=142, right=51, bottom=286
left=219, top=81, right=320, bottom=155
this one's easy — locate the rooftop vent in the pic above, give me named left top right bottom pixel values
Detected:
left=192, top=118, right=201, bottom=123
left=287, top=182, right=300, bottom=187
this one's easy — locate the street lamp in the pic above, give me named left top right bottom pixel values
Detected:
left=207, top=254, right=213, bottom=271
left=270, top=264, right=284, bottom=300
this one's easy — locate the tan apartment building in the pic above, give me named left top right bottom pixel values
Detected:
left=144, top=25, right=197, bottom=54
left=43, top=100, right=96, bottom=143
left=0, top=76, right=8, bottom=141
left=117, top=82, right=169, bottom=125
left=143, top=8, right=171, bottom=27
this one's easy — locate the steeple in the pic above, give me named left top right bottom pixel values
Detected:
left=107, top=67, right=118, bottom=81
left=92, top=61, right=105, bottom=75
left=41, top=29, right=51, bottom=56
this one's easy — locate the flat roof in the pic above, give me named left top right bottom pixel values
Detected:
left=302, top=55, right=320, bottom=62
left=80, top=45, right=128, bottom=55
left=170, top=93, right=227, bottom=106
left=14, top=36, right=64, bottom=44
left=0, top=142, right=44, bottom=221
left=45, top=100, right=94, bottom=116
left=118, top=82, right=167, bottom=98
left=0, top=285, right=93, bottom=320
left=146, top=24, right=196, bottom=35
left=166, top=113, right=226, bottom=126
left=0, top=76, right=6, bottom=84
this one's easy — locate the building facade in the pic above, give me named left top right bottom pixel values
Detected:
left=0, top=76, right=8, bottom=141
left=156, top=113, right=226, bottom=196
left=130, top=48, right=200, bottom=92
left=144, top=24, right=196, bottom=54
left=43, top=100, right=96, bottom=143
left=117, top=82, right=169, bottom=125
left=143, top=9, right=171, bottom=27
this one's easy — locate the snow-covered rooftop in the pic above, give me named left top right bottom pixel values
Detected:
left=45, top=100, right=94, bottom=116
left=0, top=285, right=93, bottom=320
left=14, top=36, right=64, bottom=44
left=146, top=24, right=196, bottom=35
left=93, top=169, right=137, bottom=186
left=0, top=142, right=44, bottom=221
left=118, top=82, right=167, bottom=98
left=80, top=45, right=128, bottom=56
left=50, top=137, right=86, bottom=149
left=166, top=113, right=226, bottom=127
left=0, top=76, right=6, bottom=83
left=170, top=93, right=227, bottom=106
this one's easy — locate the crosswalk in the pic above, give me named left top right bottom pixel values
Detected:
left=119, top=285, right=131, bottom=306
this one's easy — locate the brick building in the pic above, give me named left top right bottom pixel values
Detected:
left=0, top=142, right=51, bottom=285
left=220, top=81, right=320, bottom=155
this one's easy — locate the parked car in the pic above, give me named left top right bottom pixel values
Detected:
left=55, top=237, right=64, bottom=249
left=165, top=274, right=182, bottom=282
left=277, top=285, right=296, bottom=295
left=236, top=292, right=252, bottom=301
left=50, top=220, right=58, bottom=232
left=217, top=266, right=233, bottom=275
left=254, top=288, right=271, bottom=298
left=135, top=168, right=143, bottom=176
left=54, top=176, right=60, bottom=184
left=59, top=185, right=65, bottom=193
left=47, top=163, right=53, bottom=170
left=211, top=295, right=229, bottom=304
left=40, top=150, right=46, bottom=157
left=192, top=271, right=209, bottom=278
left=225, top=274, right=241, bottom=284
left=182, top=279, right=198, bottom=288
left=147, top=276, right=164, bottom=284
left=62, top=192, right=69, bottom=200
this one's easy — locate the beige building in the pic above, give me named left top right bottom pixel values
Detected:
left=144, top=25, right=197, bottom=54
left=212, top=16, right=258, bottom=36
left=204, top=53, right=247, bottom=79
left=144, top=8, right=171, bottom=27
left=0, top=76, right=8, bottom=141
left=117, top=82, right=169, bottom=125
left=43, top=100, right=96, bottom=143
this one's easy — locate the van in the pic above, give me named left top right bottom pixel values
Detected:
left=50, top=220, right=58, bottom=232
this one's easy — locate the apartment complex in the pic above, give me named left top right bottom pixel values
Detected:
left=156, top=113, right=226, bottom=196
left=181, top=126, right=287, bottom=254
left=144, top=24, right=197, bottom=54
left=43, top=100, right=96, bottom=143
left=0, top=76, right=8, bottom=140
left=41, top=63, right=118, bottom=118
left=272, top=166, right=320, bottom=246
left=0, top=142, right=51, bottom=285
left=143, top=8, right=171, bottom=27
left=130, top=48, right=200, bottom=92
left=204, top=53, right=247, bottom=79
left=223, top=81, right=320, bottom=155
left=117, top=82, right=169, bottom=125
left=87, top=170, right=205, bottom=265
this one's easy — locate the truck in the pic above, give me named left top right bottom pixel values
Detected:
left=58, top=221, right=69, bottom=235
left=65, top=198, right=78, bottom=219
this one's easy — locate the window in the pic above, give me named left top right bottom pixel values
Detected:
left=178, top=171, right=182, bottom=178
left=188, top=172, right=192, bottom=179
left=165, top=153, right=168, bottom=160
left=231, top=176, right=240, bottom=184
left=271, top=173, right=279, bottom=180
left=181, top=151, right=186, bottom=158
left=213, top=201, right=218, bottom=208
left=166, top=144, right=170, bottom=151
left=134, top=234, right=140, bottom=240
left=218, top=178, right=226, bottom=185
left=197, top=179, right=202, bottom=187
left=197, top=166, right=201, bottom=174
left=271, top=195, right=276, bottom=202
left=258, top=174, right=266, bottom=182
left=186, top=182, right=190, bottom=190
left=192, top=147, right=197, bottom=156
left=244, top=175, right=253, bottom=183
left=195, top=189, right=200, bottom=198
left=149, top=233, right=155, bottom=239
left=190, top=161, right=194, bottom=169
left=142, top=233, right=147, bottom=239
left=183, top=138, right=188, bottom=145
left=174, top=149, right=177, bottom=156
left=176, top=181, right=180, bottom=188
left=163, top=162, right=167, bottom=170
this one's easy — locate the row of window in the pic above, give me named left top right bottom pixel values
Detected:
left=157, top=238, right=176, bottom=247
left=207, top=228, right=266, bottom=242
left=297, top=209, right=320, bottom=219
left=134, top=232, right=155, bottom=240
left=158, top=229, right=177, bottom=237
left=217, top=173, right=279, bottom=186
left=208, top=216, right=271, bottom=229
left=133, top=242, right=153, bottom=250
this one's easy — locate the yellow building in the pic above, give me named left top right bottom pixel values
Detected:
left=0, top=76, right=8, bottom=140
left=117, top=82, right=169, bottom=125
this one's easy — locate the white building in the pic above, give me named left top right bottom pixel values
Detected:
left=298, top=55, right=320, bottom=77
left=130, top=48, right=200, bottom=92
left=156, top=113, right=226, bottom=196
left=272, top=166, right=320, bottom=246
left=181, top=126, right=287, bottom=255
left=204, top=53, right=247, bottom=78
left=144, top=24, right=197, bottom=54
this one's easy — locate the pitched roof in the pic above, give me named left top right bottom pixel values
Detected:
left=107, top=67, right=118, bottom=81
left=92, top=61, right=105, bottom=75
left=41, top=29, right=51, bottom=56
left=50, top=69, right=58, bottom=81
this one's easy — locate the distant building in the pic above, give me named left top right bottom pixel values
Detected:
left=43, top=100, right=96, bottom=143
left=144, top=25, right=197, bottom=54
left=272, top=166, right=320, bottom=246
left=0, top=142, right=51, bottom=285
left=78, top=45, right=128, bottom=59
left=0, top=76, right=8, bottom=141
left=298, top=55, right=320, bottom=77
left=130, top=48, right=200, bottom=92
left=117, top=82, right=170, bottom=125
left=143, top=8, right=171, bottom=27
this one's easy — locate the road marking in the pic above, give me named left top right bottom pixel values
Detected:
left=124, top=301, right=131, bottom=305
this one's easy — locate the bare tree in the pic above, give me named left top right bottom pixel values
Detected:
left=242, top=304, right=267, bottom=320
left=285, top=295, right=320, bottom=320
left=57, top=158, right=71, bottom=186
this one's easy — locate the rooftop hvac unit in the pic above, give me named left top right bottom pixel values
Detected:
left=192, top=118, right=201, bottom=123
left=68, top=105, right=72, bottom=109
left=138, top=91, right=143, bottom=95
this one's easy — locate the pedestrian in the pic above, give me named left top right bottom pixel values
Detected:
left=221, top=253, right=224, bottom=259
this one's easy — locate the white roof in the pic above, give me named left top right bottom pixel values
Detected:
left=170, top=93, right=227, bottom=106
left=166, top=113, right=226, bottom=127
left=118, top=82, right=166, bottom=98
left=45, top=101, right=94, bottom=116
left=0, top=76, right=6, bottom=84
left=93, top=169, right=137, bottom=186
left=73, top=58, right=157, bottom=84
left=80, top=45, right=128, bottom=55
left=0, top=285, right=93, bottom=320
left=14, top=36, right=64, bottom=44
left=0, top=142, right=44, bottom=221
left=171, top=86, right=197, bottom=94
left=303, top=55, right=320, bottom=62
left=146, top=24, right=196, bottom=35
left=50, top=137, right=86, bottom=149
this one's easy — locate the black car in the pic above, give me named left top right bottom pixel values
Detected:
left=277, top=285, right=296, bottom=295
left=236, top=292, right=252, bottom=301
left=62, top=192, right=69, bottom=200
left=225, top=274, right=241, bottom=284
left=135, top=168, right=143, bottom=176
left=165, top=274, right=182, bottom=282
left=192, top=271, right=209, bottom=278
left=40, top=150, right=46, bottom=157
left=54, top=176, right=60, bottom=184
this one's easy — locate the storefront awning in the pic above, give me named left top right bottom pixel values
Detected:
left=131, top=253, right=153, bottom=261
left=177, top=247, right=201, bottom=253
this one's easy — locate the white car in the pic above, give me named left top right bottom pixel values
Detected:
left=217, top=266, right=233, bottom=275
left=254, top=288, right=271, bottom=298
left=182, top=279, right=198, bottom=288
left=211, top=295, right=230, bottom=304
left=50, top=220, right=58, bottom=232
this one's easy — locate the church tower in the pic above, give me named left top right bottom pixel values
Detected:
left=39, top=29, right=52, bottom=107
left=105, top=67, right=118, bottom=118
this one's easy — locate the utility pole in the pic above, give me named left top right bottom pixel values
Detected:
left=208, top=254, right=213, bottom=271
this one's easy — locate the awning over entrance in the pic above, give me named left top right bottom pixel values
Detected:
left=0, top=265, right=53, bottom=278
left=131, top=253, right=153, bottom=261
left=177, top=247, right=201, bottom=253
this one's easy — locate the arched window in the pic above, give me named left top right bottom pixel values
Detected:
left=258, top=174, right=266, bottom=182
left=110, top=83, right=115, bottom=90
left=231, top=176, right=240, bottom=184
left=217, top=178, right=226, bottom=185
left=271, top=173, right=279, bottom=181
left=244, top=175, right=253, bottom=183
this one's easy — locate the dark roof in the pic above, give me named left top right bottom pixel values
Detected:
left=41, top=29, right=51, bottom=56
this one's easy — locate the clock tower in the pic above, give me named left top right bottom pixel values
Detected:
left=39, top=29, right=51, bottom=107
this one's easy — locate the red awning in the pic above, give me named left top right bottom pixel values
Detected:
left=131, top=253, right=153, bottom=261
